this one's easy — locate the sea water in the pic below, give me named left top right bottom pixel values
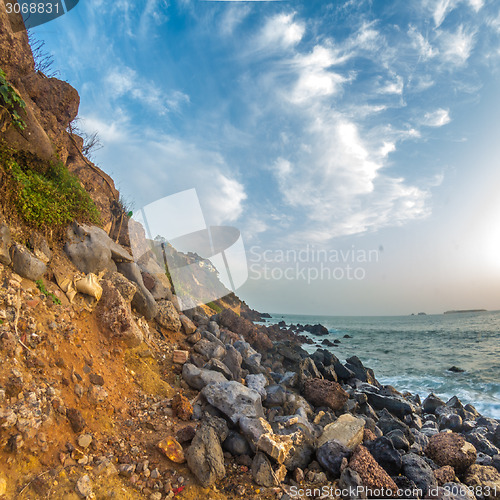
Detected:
left=266, top=311, right=500, bottom=419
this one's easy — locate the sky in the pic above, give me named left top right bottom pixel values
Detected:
left=32, top=0, right=500, bottom=316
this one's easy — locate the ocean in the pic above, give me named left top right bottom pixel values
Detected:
left=266, top=311, right=500, bottom=419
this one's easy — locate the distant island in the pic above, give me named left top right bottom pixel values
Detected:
left=444, top=309, right=487, bottom=314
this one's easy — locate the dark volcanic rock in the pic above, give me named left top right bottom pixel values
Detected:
left=345, top=356, right=379, bottom=386
left=303, top=378, right=348, bottom=411
left=363, top=392, right=415, bottom=419
left=423, top=393, right=446, bottom=414
left=465, top=427, right=500, bottom=457
left=317, top=439, right=351, bottom=478
left=401, top=452, right=437, bottom=495
left=365, top=436, right=403, bottom=475
left=186, top=419, right=227, bottom=487
left=425, top=432, right=477, bottom=473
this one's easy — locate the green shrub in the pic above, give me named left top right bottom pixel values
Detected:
left=0, top=142, right=100, bottom=230
left=0, top=69, right=26, bottom=131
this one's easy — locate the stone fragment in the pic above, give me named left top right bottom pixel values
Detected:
left=317, top=414, right=366, bottom=449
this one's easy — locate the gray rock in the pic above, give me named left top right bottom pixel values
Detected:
left=441, top=483, right=477, bottom=500
left=194, top=339, right=225, bottom=360
left=365, top=436, right=402, bottom=475
left=181, top=363, right=227, bottom=391
left=251, top=452, right=286, bottom=487
left=65, top=222, right=132, bottom=274
left=243, top=353, right=262, bottom=374
left=239, top=416, right=272, bottom=450
left=280, top=371, right=298, bottom=388
left=246, top=374, right=268, bottom=398
left=439, top=413, right=463, bottom=432
left=204, top=359, right=233, bottom=380
left=363, top=391, right=415, bottom=419
left=386, top=429, right=410, bottom=451
left=233, top=340, right=258, bottom=359
left=265, top=384, right=287, bottom=407
left=117, top=262, right=157, bottom=320
left=316, top=439, right=351, bottom=478
left=401, top=452, right=437, bottom=495
left=466, top=427, right=500, bottom=456
left=201, top=381, right=264, bottom=424
left=10, top=243, right=46, bottom=281
left=423, top=393, right=446, bottom=414
left=208, top=321, right=220, bottom=337
left=75, top=474, right=93, bottom=498
left=223, top=431, right=252, bottom=456
left=0, top=222, right=12, bottom=266
left=186, top=420, right=226, bottom=487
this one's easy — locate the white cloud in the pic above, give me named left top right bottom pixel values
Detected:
left=438, top=25, right=476, bottom=66
left=378, top=74, right=404, bottom=95
left=208, top=174, right=247, bottom=223
left=257, top=13, right=305, bottom=50
left=408, top=26, right=438, bottom=60
left=422, top=108, right=451, bottom=127
left=105, top=67, right=189, bottom=114
left=220, top=4, right=251, bottom=36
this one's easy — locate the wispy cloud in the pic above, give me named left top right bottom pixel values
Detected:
left=421, top=108, right=451, bottom=127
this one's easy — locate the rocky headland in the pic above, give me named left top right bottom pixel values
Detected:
left=0, top=5, right=500, bottom=500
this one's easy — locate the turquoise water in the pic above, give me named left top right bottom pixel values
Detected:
left=267, top=311, right=500, bottom=419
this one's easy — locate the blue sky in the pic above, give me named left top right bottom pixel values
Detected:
left=34, top=0, right=500, bottom=315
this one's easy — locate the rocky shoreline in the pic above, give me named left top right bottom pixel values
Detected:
left=174, top=309, right=500, bottom=499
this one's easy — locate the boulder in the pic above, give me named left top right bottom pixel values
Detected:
left=423, top=393, right=446, bottom=414
left=223, top=345, right=243, bottom=378
left=317, top=414, right=366, bottom=449
left=466, top=427, right=500, bottom=457
left=179, top=315, right=196, bottom=334
left=223, top=431, right=252, bottom=456
left=194, top=339, right=225, bottom=360
left=64, top=222, right=132, bottom=274
left=203, top=359, right=232, bottom=380
left=463, top=465, right=500, bottom=500
left=117, top=262, right=157, bottom=320
left=157, top=301, right=183, bottom=331
left=401, top=452, right=437, bottom=495
left=96, top=280, right=143, bottom=347
left=105, top=271, right=137, bottom=303
left=216, top=308, right=272, bottom=351
left=363, top=391, right=415, bottom=419
left=201, top=381, right=264, bottom=424
left=10, top=243, right=46, bottom=281
left=346, top=445, right=398, bottom=496
left=239, top=417, right=272, bottom=450
left=316, top=439, right=351, bottom=478
left=264, top=384, right=287, bottom=406
left=303, top=378, right=348, bottom=411
left=425, top=432, right=477, bottom=473
left=181, top=363, right=227, bottom=391
left=246, top=374, right=268, bottom=398
left=345, top=356, right=379, bottom=386
left=365, top=436, right=402, bottom=475
left=0, top=222, right=12, bottom=266
left=251, top=452, right=287, bottom=487
left=186, top=420, right=226, bottom=487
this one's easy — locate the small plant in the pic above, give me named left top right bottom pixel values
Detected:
left=0, top=69, right=26, bottom=131
left=206, top=301, right=222, bottom=313
left=35, top=279, right=61, bottom=305
left=0, top=141, right=101, bottom=230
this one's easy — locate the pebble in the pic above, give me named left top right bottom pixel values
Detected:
left=78, top=434, right=93, bottom=449
left=75, top=474, right=93, bottom=499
